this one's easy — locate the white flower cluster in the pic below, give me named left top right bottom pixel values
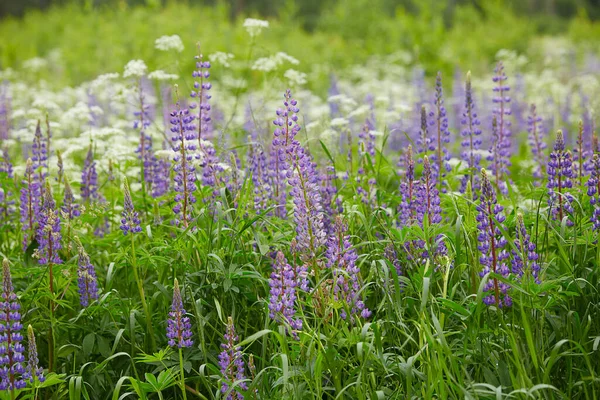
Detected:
left=148, top=70, right=179, bottom=81
left=209, top=52, right=235, bottom=68
left=154, top=35, right=185, bottom=53
left=22, top=57, right=48, bottom=71
left=284, top=69, right=307, bottom=86
left=252, top=52, right=300, bottom=72
left=243, top=18, right=269, bottom=38
left=123, top=60, right=148, bottom=78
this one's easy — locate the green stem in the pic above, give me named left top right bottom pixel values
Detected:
left=179, top=348, right=188, bottom=400
left=130, top=235, right=156, bottom=350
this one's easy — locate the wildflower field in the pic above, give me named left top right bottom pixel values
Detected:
left=0, top=1, right=600, bottom=399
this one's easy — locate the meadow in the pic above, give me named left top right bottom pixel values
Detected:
left=0, top=2, right=600, bottom=399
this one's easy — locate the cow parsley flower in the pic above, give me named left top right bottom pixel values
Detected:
left=123, top=60, right=148, bottom=78
left=243, top=18, right=269, bottom=37
left=154, top=35, right=184, bottom=53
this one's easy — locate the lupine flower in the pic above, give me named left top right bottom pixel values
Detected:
left=133, top=83, right=154, bottom=189
left=191, top=47, right=212, bottom=143
left=81, top=145, right=100, bottom=203
left=0, top=86, right=9, bottom=141
left=0, top=148, right=12, bottom=179
left=56, top=150, right=63, bottom=186
left=31, top=120, right=47, bottom=186
left=170, top=93, right=197, bottom=227
left=584, top=134, right=598, bottom=174
left=320, top=165, right=340, bottom=234
left=198, top=139, right=225, bottom=197
left=19, top=159, right=41, bottom=250
left=120, top=178, right=142, bottom=235
left=218, top=317, right=247, bottom=399
left=527, top=104, right=546, bottom=182
left=357, top=123, right=377, bottom=206
left=76, top=239, right=99, bottom=307
left=460, top=71, right=482, bottom=194
left=247, top=137, right=271, bottom=213
left=36, top=182, right=62, bottom=265
left=416, top=105, right=433, bottom=158
left=268, top=252, right=302, bottom=338
left=587, top=154, right=600, bottom=231
left=150, top=153, right=170, bottom=198
left=26, top=325, right=44, bottom=384
left=61, top=180, right=80, bottom=220
left=166, top=279, right=193, bottom=348
left=325, top=217, right=371, bottom=322
left=384, top=244, right=402, bottom=277
left=488, top=61, right=512, bottom=194
left=0, top=259, right=26, bottom=390
left=547, top=130, right=574, bottom=226
left=574, top=120, right=586, bottom=187
left=476, top=169, right=511, bottom=307
left=511, top=214, right=541, bottom=283
left=430, top=72, right=451, bottom=184
left=0, top=148, right=15, bottom=223
left=398, top=145, right=416, bottom=225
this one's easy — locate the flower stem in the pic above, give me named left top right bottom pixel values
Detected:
left=179, top=347, right=188, bottom=400
left=130, top=234, right=156, bottom=350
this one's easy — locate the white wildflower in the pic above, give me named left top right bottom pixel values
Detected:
left=123, top=60, right=148, bottom=78
left=23, top=57, right=48, bottom=72
left=252, top=57, right=278, bottom=72
left=209, top=52, right=235, bottom=68
left=331, top=117, right=349, bottom=127
left=154, top=35, right=184, bottom=52
left=284, top=69, right=307, bottom=86
left=148, top=70, right=179, bottom=81
left=274, top=52, right=299, bottom=65
left=243, top=18, right=269, bottom=38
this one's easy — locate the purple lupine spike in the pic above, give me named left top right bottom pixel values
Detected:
left=328, top=74, right=341, bottom=118
left=133, top=81, right=154, bottom=190
left=326, top=217, right=370, bottom=322
left=56, top=150, right=63, bottom=186
left=31, top=120, right=47, bottom=186
left=476, top=169, right=511, bottom=308
left=198, top=138, right=225, bottom=197
left=191, top=46, right=212, bottom=144
left=574, top=120, right=586, bottom=187
left=171, top=91, right=198, bottom=227
left=268, top=252, right=302, bottom=339
left=81, top=145, right=100, bottom=203
left=0, top=148, right=12, bottom=179
left=511, top=214, right=541, bottom=283
left=247, top=137, right=271, bottom=213
left=527, top=104, right=546, bottom=183
left=320, top=165, right=340, bottom=234
left=460, top=71, right=482, bottom=194
left=288, top=145, right=326, bottom=258
left=430, top=72, right=451, bottom=184
left=357, top=123, right=377, bottom=206
left=218, top=316, right=247, bottom=400
left=398, top=145, right=416, bottom=226
left=384, top=244, right=402, bottom=277
left=44, top=116, right=52, bottom=179
left=584, top=132, right=598, bottom=174
left=166, top=279, right=193, bottom=348
left=120, top=178, right=142, bottom=235
left=19, top=159, right=41, bottom=250
left=547, top=130, right=575, bottom=226
left=0, top=148, right=15, bottom=223
left=61, top=180, right=80, bottom=220
left=76, top=240, right=99, bottom=307
left=488, top=61, right=512, bottom=194
left=416, top=105, right=433, bottom=159
left=586, top=154, right=600, bottom=231
left=36, top=182, right=62, bottom=265
left=150, top=153, right=170, bottom=198
left=26, top=325, right=44, bottom=384
left=0, top=259, right=26, bottom=390
left=0, top=84, right=10, bottom=141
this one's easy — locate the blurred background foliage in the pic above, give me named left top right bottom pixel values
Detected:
left=1, top=0, right=600, bottom=88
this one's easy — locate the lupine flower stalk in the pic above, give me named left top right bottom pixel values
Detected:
left=587, top=154, right=600, bottom=231
left=218, top=317, right=247, bottom=400
left=56, top=150, right=63, bottom=186
left=191, top=45, right=212, bottom=144
left=170, top=87, right=198, bottom=227
left=31, top=120, right=47, bottom=186
left=61, top=180, right=80, bottom=221
left=325, top=217, right=371, bottom=322
left=511, top=214, right=541, bottom=283
left=574, top=120, right=585, bottom=187
left=20, top=159, right=41, bottom=250
left=476, top=169, right=511, bottom=307
left=547, top=130, right=574, bottom=225
left=320, top=165, right=340, bottom=234
left=133, top=80, right=153, bottom=191
left=488, top=61, right=512, bottom=194
left=460, top=71, right=482, bottom=194
left=0, top=148, right=14, bottom=223
left=166, top=279, right=193, bottom=348
left=416, top=105, right=433, bottom=158
left=398, top=145, right=415, bottom=225
left=26, top=325, right=44, bottom=384
left=247, top=137, right=271, bottom=213
left=36, top=182, right=62, bottom=266
left=527, top=104, right=546, bottom=182
left=268, top=252, right=302, bottom=338
left=0, top=259, right=26, bottom=391
left=75, top=239, right=99, bottom=307
left=430, top=72, right=451, bottom=184
left=357, top=123, right=377, bottom=206
left=120, top=178, right=142, bottom=235
left=81, top=145, right=100, bottom=203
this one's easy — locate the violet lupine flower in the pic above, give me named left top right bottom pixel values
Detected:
left=511, top=214, right=541, bottom=283
left=56, top=150, right=63, bottom=186
left=76, top=241, right=99, bottom=307
left=357, top=123, right=377, bottom=206
left=586, top=154, right=600, bottom=231
left=270, top=89, right=301, bottom=218
left=460, top=71, right=482, bottom=194
left=527, top=104, right=546, bottom=182
left=288, top=145, right=326, bottom=258
left=488, top=61, right=512, bottom=194
left=430, top=72, right=451, bottom=184
left=170, top=96, right=198, bottom=227
left=133, top=84, right=154, bottom=189
left=166, top=279, right=193, bottom=348
left=547, top=130, right=575, bottom=226
left=120, top=179, right=142, bottom=235
left=61, top=180, right=80, bottom=220
left=36, top=182, right=62, bottom=266
left=19, top=159, right=41, bottom=250
left=326, top=217, right=371, bottom=322
left=31, top=120, right=47, bottom=186
left=268, top=252, right=302, bottom=339
left=247, top=138, right=271, bottom=213
left=416, top=105, right=433, bottom=159
left=150, top=154, right=170, bottom=198
left=198, top=139, right=225, bottom=197
left=320, top=165, right=340, bottom=235
left=218, top=317, right=247, bottom=400
left=0, top=148, right=12, bottom=179
left=81, top=145, right=100, bottom=203
left=476, top=169, right=511, bottom=308
left=384, top=244, right=402, bottom=277
left=26, top=325, right=44, bottom=384
left=0, top=148, right=15, bottom=223
left=574, top=120, right=586, bottom=187
left=191, top=49, right=212, bottom=144
left=0, top=259, right=26, bottom=391
left=398, top=145, right=416, bottom=226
